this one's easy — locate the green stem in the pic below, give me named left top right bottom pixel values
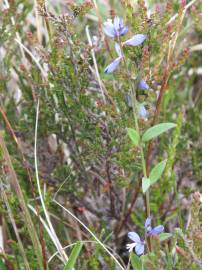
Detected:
left=131, top=82, right=150, bottom=219
left=126, top=253, right=131, bottom=270
left=118, top=40, right=150, bottom=218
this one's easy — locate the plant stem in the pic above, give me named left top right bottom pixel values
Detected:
left=130, top=88, right=150, bottom=218
left=118, top=40, right=151, bottom=251
left=126, top=253, right=131, bottom=270
left=118, top=41, right=151, bottom=218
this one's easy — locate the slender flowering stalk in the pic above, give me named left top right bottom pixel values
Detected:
left=103, top=15, right=152, bottom=251
left=104, top=16, right=146, bottom=73
left=118, top=39, right=151, bottom=220
left=119, top=43, right=151, bottom=231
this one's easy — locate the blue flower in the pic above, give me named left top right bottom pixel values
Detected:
left=104, top=43, right=123, bottom=73
left=104, top=57, right=122, bottom=73
left=103, top=16, right=128, bottom=38
left=127, top=232, right=145, bottom=256
left=138, top=104, right=147, bottom=119
left=103, top=17, right=146, bottom=47
left=145, top=217, right=164, bottom=236
left=103, top=17, right=147, bottom=73
left=127, top=218, right=164, bottom=256
left=123, top=34, right=146, bottom=46
left=139, top=79, right=149, bottom=90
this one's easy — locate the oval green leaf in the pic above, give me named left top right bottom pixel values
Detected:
left=131, top=253, right=148, bottom=270
left=64, top=242, right=83, bottom=270
left=149, top=160, right=167, bottom=185
left=131, top=253, right=142, bottom=270
left=127, top=128, right=140, bottom=146
left=142, top=177, right=151, bottom=193
left=142, top=123, right=177, bottom=142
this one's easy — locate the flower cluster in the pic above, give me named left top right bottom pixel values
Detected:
left=103, top=16, right=128, bottom=38
left=103, top=16, right=146, bottom=73
left=103, top=17, right=149, bottom=119
left=126, top=217, right=164, bottom=256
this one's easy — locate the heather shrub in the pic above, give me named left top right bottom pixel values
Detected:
left=0, top=0, right=201, bottom=269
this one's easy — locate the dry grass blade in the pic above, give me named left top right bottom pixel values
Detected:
left=0, top=183, right=31, bottom=270
left=34, top=100, right=69, bottom=264
left=0, top=132, right=43, bottom=270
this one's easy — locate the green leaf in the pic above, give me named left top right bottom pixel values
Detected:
left=131, top=253, right=143, bottom=270
left=142, top=177, right=151, bottom=193
left=142, top=123, right=177, bottom=142
left=141, top=253, right=155, bottom=263
left=149, top=160, right=167, bottom=185
left=159, top=233, right=172, bottom=241
left=127, top=128, right=140, bottom=146
left=63, top=242, right=83, bottom=270
left=130, top=253, right=148, bottom=270
left=0, top=258, right=7, bottom=270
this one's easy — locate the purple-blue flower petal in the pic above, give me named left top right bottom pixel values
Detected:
left=124, top=34, right=146, bottom=46
left=103, top=16, right=128, bottom=37
left=104, top=57, right=122, bottom=73
left=103, top=21, right=116, bottom=37
left=138, top=104, right=147, bottom=119
left=150, top=225, right=164, bottom=236
left=139, top=79, right=149, bottom=90
left=128, top=232, right=141, bottom=243
left=120, top=26, right=129, bottom=36
left=114, top=16, right=124, bottom=31
left=145, top=217, right=152, bottom=232
left=135, top=243, right=144, bottom=256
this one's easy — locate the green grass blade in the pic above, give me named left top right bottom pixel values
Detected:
left=63, top=242, right=83, bottom=270
left=0, top=133, right=43, bottom=270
